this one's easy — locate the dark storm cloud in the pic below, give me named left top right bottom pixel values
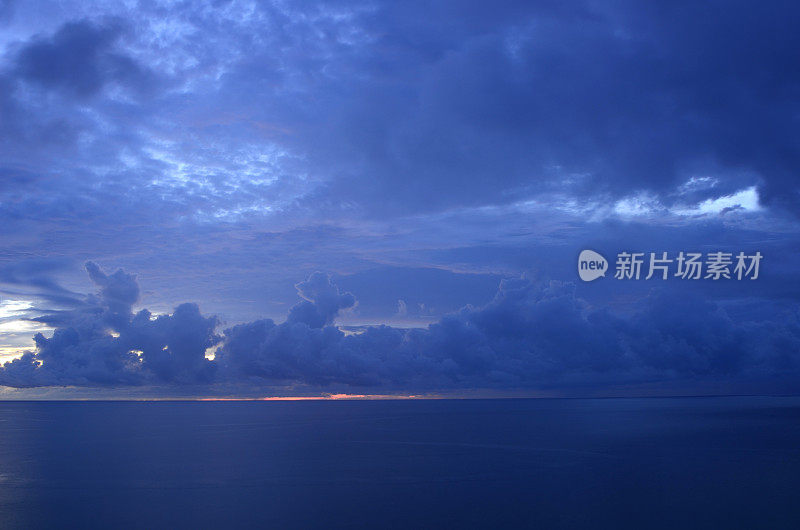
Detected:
left=3, top=265, right=798, bottom=391
left=0, top=1, right=798, bottom=290
left=13, top=19, right=151, bottom=98
left=233, top=0, right=799, bottom=215
left=0, top=1, right=797, bottom=235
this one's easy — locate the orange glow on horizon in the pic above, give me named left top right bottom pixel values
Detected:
left=197, top=393, right=424, bottom=401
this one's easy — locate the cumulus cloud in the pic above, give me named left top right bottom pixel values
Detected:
left=215, top=275, right=800, bottom=391
left=286, top=272, right=356, bottom=328
left=5, top=262, right=796, bottom=393
left=84, top=260, right=139, bottom=328
left=0, top=263, right=218, bottom=387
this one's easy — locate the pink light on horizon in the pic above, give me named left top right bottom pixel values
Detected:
left=197, top=393, right=425, bottom=401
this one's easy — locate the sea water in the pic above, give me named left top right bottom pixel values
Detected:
left=1, top=397, right=798, bottom=529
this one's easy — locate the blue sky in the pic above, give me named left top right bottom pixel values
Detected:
left=0, top=0, right=798, bottom=397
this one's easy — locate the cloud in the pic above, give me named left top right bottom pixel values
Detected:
left=286, top=272, right=355, bottom=328
left=125, top=303, right=218, bottom=382
left=226, top=0, right=799, bottom=216
left=0, top=263, right=218, bottom=387
left=0, top=2, right=798, bottom=395
left=84, top=260, right=139, bottom=328
left=0, top=258, right=83, bottom=307
left=0, top=1, right=798, bottom=337
left=4, top=1, right=790, bottom=228
left=0, top=0, right=14, bottom=23
left=13, top=19, right=151, bottom=98
left=396, top=299, right=407, bottom=317
left=216, top=274, right=800, bottom=391
left=6, top=262, right=795, bottom=392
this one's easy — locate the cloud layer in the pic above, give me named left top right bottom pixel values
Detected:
left=2, top=264, right=798, bottom=393
left=0, top=1, right=798, bottom=389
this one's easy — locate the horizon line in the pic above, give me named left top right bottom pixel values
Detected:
left=1, top=392, right=799, bottom=402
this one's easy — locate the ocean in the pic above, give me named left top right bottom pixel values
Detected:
left=1, top=397, right=799, bottom=529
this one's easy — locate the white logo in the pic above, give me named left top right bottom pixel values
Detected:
left=577, top=250, right=762, bottom=282
left=578, top=250, right=608, bottom=282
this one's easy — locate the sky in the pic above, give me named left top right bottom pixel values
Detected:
left=0, top=0, right=798, bottom=398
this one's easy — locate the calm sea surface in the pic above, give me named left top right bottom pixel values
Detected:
left=0, top=397, right=799, bottom=529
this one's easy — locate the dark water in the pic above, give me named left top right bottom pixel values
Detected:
left=1, top=397, right=799, bottom=529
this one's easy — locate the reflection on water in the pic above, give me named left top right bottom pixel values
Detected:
left=1, top=397, right=799, bottom=529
